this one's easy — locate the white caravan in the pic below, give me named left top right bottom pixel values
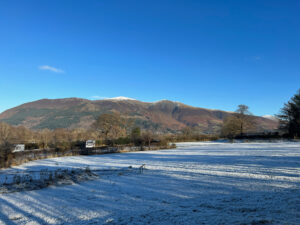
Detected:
left=85, top=140, right=96, bottom=148
left=13, top=144, right=25, bottom=153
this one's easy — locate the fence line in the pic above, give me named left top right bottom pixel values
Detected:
left=1, top=145, right=172, bottom=169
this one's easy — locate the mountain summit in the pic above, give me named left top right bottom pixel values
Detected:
left=0, top=98, right=277, bottom=133
left=104, top=96, right=137, bottom=101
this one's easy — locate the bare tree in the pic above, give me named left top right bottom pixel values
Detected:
left=236, top=104, right=251, bottom=115
left=235, top=104, right=253, bottom=136
left=142, top=131, right=153, bottom=149
left=221, top=116, right=242, bottom=139
left=0, top=123, right=13, bottom=168
left=181, top=127, right=193, bottom=137
left=53, top=128, right=69, bottom=144
left=0, top=122, right=12, bottom=145
left=72, top=128, right=88, bottom=141
left=39, top=129, right=52, bottom=149
left=14, top=126, right=33, bottom=143
left=221, top=105, right=255, bottom=138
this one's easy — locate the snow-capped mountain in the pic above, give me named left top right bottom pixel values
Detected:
left=0, top=98, right=278, bottom=133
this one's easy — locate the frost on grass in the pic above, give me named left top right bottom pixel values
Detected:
left=0, top=142, right=299, bottom=225
left=0, top=167, right=98, bottom=194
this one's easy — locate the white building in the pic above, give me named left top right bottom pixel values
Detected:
left=13, top=144, right=25, bottom=153
left=85, top=140, right=96, bottom=148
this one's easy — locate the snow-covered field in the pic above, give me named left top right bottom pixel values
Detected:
left=0, top=142, right=299, bottom=224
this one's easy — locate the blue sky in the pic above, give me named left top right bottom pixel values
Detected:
left=0, top=0, right=299, bottom=116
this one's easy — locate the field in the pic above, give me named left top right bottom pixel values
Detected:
left=0, top=142, right=299, bottom=224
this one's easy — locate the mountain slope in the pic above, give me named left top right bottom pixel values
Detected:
left=0, top=98, right=277, bottom=133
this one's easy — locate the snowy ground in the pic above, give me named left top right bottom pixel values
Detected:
left=0, top=142, right=299, bottom=224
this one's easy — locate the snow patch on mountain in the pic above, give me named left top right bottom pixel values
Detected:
left=105, top=96, right=136, bottom=101
left=263, top=115, right=277, bottom=121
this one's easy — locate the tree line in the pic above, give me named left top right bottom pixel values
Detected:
left=0, top=118, right=166, bottom=151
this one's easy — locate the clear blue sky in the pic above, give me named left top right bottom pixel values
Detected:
left=0, top=0, right=299, bottom=116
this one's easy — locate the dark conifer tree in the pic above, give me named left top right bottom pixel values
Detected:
left=277, top=89, right=300, bottom=138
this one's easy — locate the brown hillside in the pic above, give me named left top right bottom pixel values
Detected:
left=0, top=98, right=278, bottom=133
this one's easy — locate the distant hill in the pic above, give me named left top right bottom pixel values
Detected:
left=0, top=97, right=278, bottom=133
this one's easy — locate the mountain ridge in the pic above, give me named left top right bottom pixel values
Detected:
left=0, top=97, right=277, bottom=133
